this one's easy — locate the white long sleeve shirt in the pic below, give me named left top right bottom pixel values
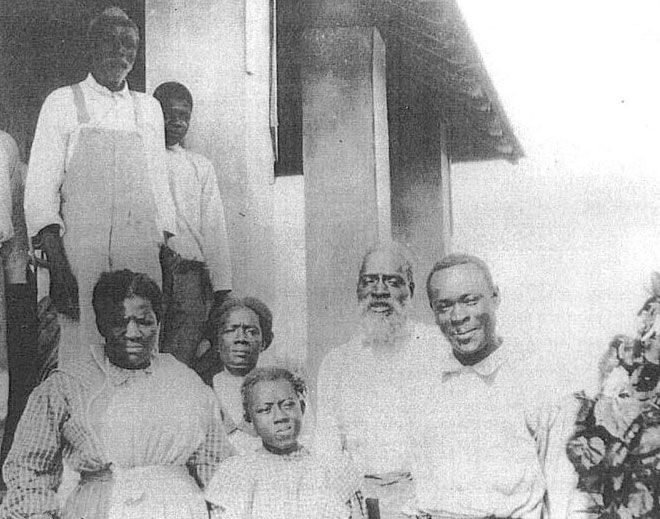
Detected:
left=0, top=131, right=17, bottom=246
left=410, top=341, right=578, bottom=519
left=315, top=321, right=446, bottom=476
left=4, top=150, right=29, bottom=284
left=24, top=74, right=175, bottom=239
left=165, top=144, right=232, bottom=291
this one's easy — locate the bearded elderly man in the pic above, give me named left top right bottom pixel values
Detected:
left=24, top=7, right=175, bottom=366
left=408, top=254, right=577, bottom=519
left=315, top=243, right=445, bottom=519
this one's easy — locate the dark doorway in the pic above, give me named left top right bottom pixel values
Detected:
left=274, top=0, right=303, bottom=177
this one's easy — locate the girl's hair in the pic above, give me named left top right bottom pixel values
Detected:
left=241, top=366, right=307, bottom=423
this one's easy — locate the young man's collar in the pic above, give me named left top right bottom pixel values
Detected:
left=442, top=339, right=508, bottom=378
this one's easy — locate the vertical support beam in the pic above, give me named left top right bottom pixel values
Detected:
left=440, top=128, right=453, bottom=253
left=372, top=31, right=392, bottom=241
left=389, top=71, right=450, bottom=323
left=302, top=27, right=391, bottom=377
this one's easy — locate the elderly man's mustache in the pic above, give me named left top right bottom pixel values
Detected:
left=359, top=296, right=407, bottom=315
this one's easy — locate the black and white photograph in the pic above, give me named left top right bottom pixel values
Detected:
left=0, top=1, right=659, bottom=518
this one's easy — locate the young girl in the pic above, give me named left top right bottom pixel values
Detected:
left=205, top=366, right=364, bottom=519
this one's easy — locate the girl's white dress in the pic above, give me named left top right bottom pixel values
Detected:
left=206, top=446, right=363, bottom=519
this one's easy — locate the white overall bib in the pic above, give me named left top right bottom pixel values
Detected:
left=58, top=84, right=162, bottom=366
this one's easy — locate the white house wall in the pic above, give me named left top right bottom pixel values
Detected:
left=145, top=0, right=307, bottom=364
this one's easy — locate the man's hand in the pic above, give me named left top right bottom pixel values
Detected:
left=159, top=243, right=181, bottom=273
left=37, top=226, right=79, bottom=321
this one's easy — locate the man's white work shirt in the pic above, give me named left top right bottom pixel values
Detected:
left=5, top=160, right=29, bottom=285
left=409, top=340, right=577, bottom=519
left=24, top=74, right=175, bottom=239
left=0, top=131, right=17, bottom=249
left=315, top=320, right=445, bottom=475
left=165, top=144, right=232, bottom=291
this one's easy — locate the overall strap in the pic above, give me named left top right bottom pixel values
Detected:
left=129, top=91, right=142, bottom=129
left=70, top=83, right=91, bottom=124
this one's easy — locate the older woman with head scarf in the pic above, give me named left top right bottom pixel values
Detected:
left=0, top=270, right=235, bottom=519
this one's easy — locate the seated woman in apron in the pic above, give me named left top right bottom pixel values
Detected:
left=0, top=269, right=235, bottom=519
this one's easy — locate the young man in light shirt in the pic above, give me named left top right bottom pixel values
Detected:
left=153, top=81, right=232, bottom=367
left=410, top=254, right=577, bottom=519
left=24, top=8, right=175, bottom=366
left=0, top=129, right=19, bottom=487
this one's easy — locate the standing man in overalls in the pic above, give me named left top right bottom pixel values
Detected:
left=24, top=7, right=175, bottom=367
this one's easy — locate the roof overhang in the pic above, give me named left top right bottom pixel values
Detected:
left=299, top=0, right=524, bottom=164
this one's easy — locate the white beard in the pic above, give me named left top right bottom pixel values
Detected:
left=358, top=297, right=410, bottom=351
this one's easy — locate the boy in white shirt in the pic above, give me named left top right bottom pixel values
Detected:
left=153, top=82, right=233, bottom=366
